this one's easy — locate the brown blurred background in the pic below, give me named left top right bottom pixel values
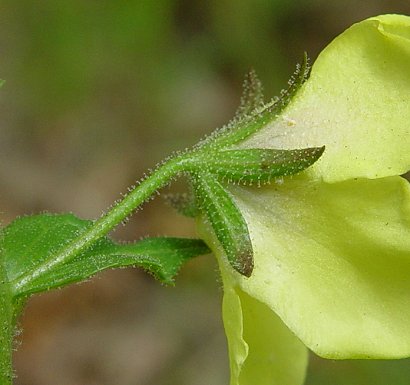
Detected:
left=0, top=1, right=410, bottom=384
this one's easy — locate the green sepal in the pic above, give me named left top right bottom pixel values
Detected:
left=194, top=147, right=324, bottom=184
left=192, top=173, right=253, bottom=277
left=1, top=213, right=210, bottom=297
left=234, top=69, right=264, bottom=120
left=197, top=53, right=310, bottom=151
left=163, top=192, right=200, bottom=218
left=272, top=52, right=310, bottom=113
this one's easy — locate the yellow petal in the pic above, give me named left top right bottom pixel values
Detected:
left=220, top=267, right=308, bottom=385
left=240, top=15, right=410, bottom=182
left=219, top=176, right=410, bottom=359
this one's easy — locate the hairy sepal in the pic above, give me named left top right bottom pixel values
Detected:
left=197, top=53, right=310, bottom=151
left=193, top=147, right=324, bottom=185
left=163, top=192, right=200, bottom=218
left=234, top=69, right=264, bottom=120
left=192, top=173, right=253, bottom=277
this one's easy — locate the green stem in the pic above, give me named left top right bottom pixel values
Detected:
left=11, top=155, right=190, bottom=295
left=0, top=280, right=14, bottom=385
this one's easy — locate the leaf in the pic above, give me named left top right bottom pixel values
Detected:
left=194, top=147, right=324, bottom=184
left=1, top=213, right=210, bottom=297
left=192, top=173, right=253, bottom=277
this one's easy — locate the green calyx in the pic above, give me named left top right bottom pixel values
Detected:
left=178, top=145, right=324, bottom=278
left=195, top=53, right=310, bottom=151
left=190, top=147, right=325, bottom=185
left=192, top=173, right=254, bottom=277
left=0, top=54, right=322, bottom=305
left=0, top=49, right=322, bottom=385
left=162, top=55, right=324, bottom=277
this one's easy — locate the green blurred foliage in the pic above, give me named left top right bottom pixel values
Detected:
left=0, top=1, right=410, bottom=384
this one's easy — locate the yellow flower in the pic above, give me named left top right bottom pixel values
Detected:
left=199, top=14, right=410, bottom=385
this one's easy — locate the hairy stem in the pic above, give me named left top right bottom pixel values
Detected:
left=11, top=155, right=190, bottom=295
left=0, top=279, right=14, bottom=385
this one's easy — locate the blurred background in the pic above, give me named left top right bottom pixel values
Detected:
left=0, top=1, right=410, bottom=384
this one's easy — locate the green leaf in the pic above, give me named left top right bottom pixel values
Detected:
left=206, top=175, right=410, bottom=359
left=1, top=213, right=210, bottom=297
left=240, top=15, right=410, bottom=182
left=192, top=173, right=253, bottom=277
left=193, top=147, right=324, bottom=184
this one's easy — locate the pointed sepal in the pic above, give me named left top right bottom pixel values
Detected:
left=163, top=192, right=200, bottom=218
left=234, top=69, right=264, bottom=120
left=199, top=54, right=311, bottom=150
left=192, top=173, right=253, bottom=277
left=193, top=146, right=324, bottom=185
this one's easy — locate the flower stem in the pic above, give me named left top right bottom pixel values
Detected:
left=11, top=155, right=190, bottom=296
left=0, top=279, right=14, bottom=385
